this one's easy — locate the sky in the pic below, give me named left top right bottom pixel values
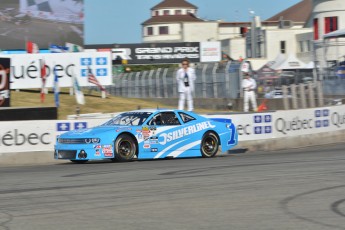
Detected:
left=85, top=0, right=302, bottom=45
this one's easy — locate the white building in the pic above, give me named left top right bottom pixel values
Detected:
left=142, top=0, right=345, bottom=70
left=306, top=0, right=345, bottom=69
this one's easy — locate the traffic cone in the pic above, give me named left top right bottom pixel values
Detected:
left=257, top=99, right=268, bottom=112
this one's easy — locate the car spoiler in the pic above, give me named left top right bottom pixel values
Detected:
left=209, top=118, right=232, bottom=124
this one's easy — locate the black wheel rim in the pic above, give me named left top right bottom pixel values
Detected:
left=118, top=140, right=132, bottom=157
left=203, top=136, right=217, bottom=156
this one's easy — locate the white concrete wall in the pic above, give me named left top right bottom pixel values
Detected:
left=182, top=22, right=219, bottom=42
left=296, top=32, right=314, bottom=63
left=265, top=28, right=313, bottom=61
left=219, top=26, right=243, bottom=40
left=229, top=38, right=246, bottom=61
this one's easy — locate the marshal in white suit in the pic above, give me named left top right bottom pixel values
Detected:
left=176, top=67, right=196, bottom=111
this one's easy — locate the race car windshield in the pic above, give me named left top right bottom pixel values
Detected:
left=101, top=112, right=152, bottom=126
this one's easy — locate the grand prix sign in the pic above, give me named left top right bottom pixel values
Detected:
left=86, top=42, right=221, bottom=64
left=0, top=52, right=112, bottom=89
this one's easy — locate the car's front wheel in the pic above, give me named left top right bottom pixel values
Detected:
left=114, top=134, right=137, bottom=162
left=201, top=132, right=219, bottom=158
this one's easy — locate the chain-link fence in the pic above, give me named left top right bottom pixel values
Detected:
left=101, top=60, right=344, bottom=108
left=107, top=62, right=242, bottom=99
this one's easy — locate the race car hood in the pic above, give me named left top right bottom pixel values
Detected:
left=60, top=126, right=132, bottom=137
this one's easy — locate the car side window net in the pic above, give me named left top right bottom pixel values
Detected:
left=161, top=112, right=181, bottom=126
left=178, top=112, right=196, bottom=123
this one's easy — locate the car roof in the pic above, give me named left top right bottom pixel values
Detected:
left=128, top=108, right=178, bottom=113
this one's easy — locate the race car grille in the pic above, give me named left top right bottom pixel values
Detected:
left=57, top=150, right=77, bottom=159
left=58, top=138, right=86, bottom=144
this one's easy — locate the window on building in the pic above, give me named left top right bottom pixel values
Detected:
left=299, top=41, right=304, bottom=53
left=175, top=10, right=182, bottom=15
left=159, top=26, right=169, bottom=35
left=163, top=10, right=170, bottom=15
left=325, top=16, right=338, bottom=34
left=306, top=40, right=311, bottom=52
left=155, top=11, right=159, bottom=16
left=147, top=27, right=153, bottom=36
left=313, top=18, right=319, bottom=40
left=240, top=27, right=248, bottom=37
left=280, top=41, right=286, bottom=54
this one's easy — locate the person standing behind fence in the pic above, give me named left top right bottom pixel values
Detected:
left=242, top=71, right=258, bottom=112
left=176, top=59, right=196, bottom=111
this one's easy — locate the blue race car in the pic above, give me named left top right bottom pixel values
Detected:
left=54, top=109, right=238, bottom=163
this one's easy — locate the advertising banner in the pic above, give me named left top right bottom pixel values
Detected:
left=205, top=105, right=345, bottom=141
left=86, top=42, right=201, bottom=65
left=88, top=42, right=221, bottom=65
left=200, top=42, right=221, bottom=63
left=0, top=119, right=104, bottom=154
left=1, top=105, right=345, bottom=154
left=0, top=58, right=11, bottom=107
left=1, top=52, right=112, bottom=89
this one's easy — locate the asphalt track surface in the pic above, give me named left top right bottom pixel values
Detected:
left=1, top=143, right=345, bottom=230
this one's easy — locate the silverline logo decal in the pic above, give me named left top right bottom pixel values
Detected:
left=159, top=121, right=215, bottom=145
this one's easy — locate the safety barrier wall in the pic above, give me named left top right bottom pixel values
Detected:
left=0, top=105, right=344, bottom=156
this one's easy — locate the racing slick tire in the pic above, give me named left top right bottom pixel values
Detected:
left=201, top=132, right=219, bottom=158
left=70, top=160, right=88, bottom=164
left=114, top=134, right=137, bottom=162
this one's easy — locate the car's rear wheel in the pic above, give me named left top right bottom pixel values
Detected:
left=114, top=134, right=137, bottom=162
left=70, top=160, right=88, bottom=164
left=201, top=132, right=219, bottom=158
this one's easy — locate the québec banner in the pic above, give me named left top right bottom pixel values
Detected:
left=0, top=58, right=11, bottom=107
left=0, top=52, right=112, bottom=89
left=1, top=105, right=345, bottom=154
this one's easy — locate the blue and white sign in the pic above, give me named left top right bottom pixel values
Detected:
left=57, top=122, right=71, bottom=132
left=80, top=55, right=109, bottom=78
left=74, top=122, right=87, bottom=130
left=4, top=52, right=112, bottom=89
left=96, top=57, right=107, bottom=65
left=253, top=114, right=272, bottom=135
left=96, top=68, right=108, bottom=76
left=81, top=58, right=92, bottom=66
left=315, top=109, right=330, bottom=128
left=336, top=66, right=345, bottom=78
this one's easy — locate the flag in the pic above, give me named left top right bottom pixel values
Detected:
left=87, top=66, right=105, bottom=91
left=49, top=44, right=68, bottom=53
left=40, top=59, right=47, bottom=103
left=72, top=72, right=85, bottom=105
left=53, top=67, right=60, bottom=107
left=26, top=41, right=39, bottom=53
left=65, top=42, right=83, bottom=52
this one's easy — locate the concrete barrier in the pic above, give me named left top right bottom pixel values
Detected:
left=0, top=105, right=344, bottom=166
left=2, top=129, right=344, bottom=166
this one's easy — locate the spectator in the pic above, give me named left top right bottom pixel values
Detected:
left=176, top=58, right=196, bottom=111
left=242, top=72, right=258, bottom=112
